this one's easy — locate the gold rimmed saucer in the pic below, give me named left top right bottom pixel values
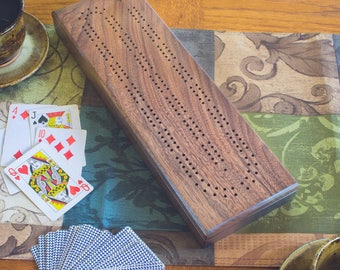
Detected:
left=280, top=239, right=329, bottom=270
left=0, top=12, right=49, bottom=88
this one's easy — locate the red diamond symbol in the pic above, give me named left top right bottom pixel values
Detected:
left=54, top=142, right=64, bottom=152
left=20, top=110, right=29, bottom=120
left=13, top=150, right=23, bottom=159
left=66, top=135, right=76, bottom=146
left=64, top=150, right=74, bottom=160
left=46, top=134, right=56, bottom=144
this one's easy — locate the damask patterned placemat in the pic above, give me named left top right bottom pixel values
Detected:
left=213, top=32, right=340, bottom=267
left=214, top=32, right=340, bottom=115
left=0, top=25, right=340, bottom=267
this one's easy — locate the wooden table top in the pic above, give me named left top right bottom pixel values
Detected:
left=2, top=0, right=340, bottom=269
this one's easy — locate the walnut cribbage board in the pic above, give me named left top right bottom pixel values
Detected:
left=52, top=0, right=298, bottom=245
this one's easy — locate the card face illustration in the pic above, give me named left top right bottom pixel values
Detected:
left=4, top=142, right=93, bottom=221
left=1, top=168, right=20, bottom=195
left=0, top=104, right=56, bottom=166
left=34, top=127, right=87, bottom=175
left=29, top=105, right=81, bottom=141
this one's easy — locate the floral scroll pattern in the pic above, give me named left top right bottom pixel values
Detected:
left=215, top=32, right=340, bottom=115
left=241, top=33, right=338, bottom=79
left=0, top=223, right=59, bottom=259
left=239, top=113, right=340, bottom=233
left=215, top=32, right=340, bottom=233
left=0, top=25, right=85, bottom=106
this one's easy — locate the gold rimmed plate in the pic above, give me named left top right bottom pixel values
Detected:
left=0, top=12, right=49, bottom=88
left=280, top=239, right=329, bottom=270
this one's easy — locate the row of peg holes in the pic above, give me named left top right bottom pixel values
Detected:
left=79, top=6, right=260, bottom=198
left=127, top=6, right=260, bottom=168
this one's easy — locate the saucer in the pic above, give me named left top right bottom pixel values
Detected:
left=280, top=238, right=329, bottom=270
left=0, top=12, right=49, bottom=88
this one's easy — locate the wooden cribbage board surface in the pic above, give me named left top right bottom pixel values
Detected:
left=52, top=0, right=298, bottom=245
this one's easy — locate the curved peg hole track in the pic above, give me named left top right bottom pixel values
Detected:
left=78, top=5, right=262, bottom=200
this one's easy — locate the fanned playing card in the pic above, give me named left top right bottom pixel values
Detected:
left=58, top=224, right=103, bottom=269
left=31, top=243, right=42, bottom=270
left=1, top=104, right=56, bottom=166
left=0, top=128, right=5, bottom=156
left=36, top=234, right=47, bottom=270
left=0, top=103, right=87, bottom=196
left=29, top=105, right=81, bottom=144
left=4, top=141, right=93, bottom=221
left=74, top=227, right=131, bottom=269
left=34, top=127, right=87, bottom=175
left=95, top=228, right=165, bottom=269
left=1, top=167, right=20, bottom=194
left=49, top=230, right=71, bottom=269
left=31, top=225, right=165, bottom=270
left=68, top=228, right=115, bottom=269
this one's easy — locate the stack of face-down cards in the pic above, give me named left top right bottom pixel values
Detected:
left=0, top=103, right=93, bottom=221
left=31, top=225, right=165, bottom=270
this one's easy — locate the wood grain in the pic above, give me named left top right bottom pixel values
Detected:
left=215, top=233, right=337, bottom=267
left=52, top=0, right=297, bottom=245
left=0, top=259, right=277, bottom=270
left=2, top=0, right=340, bottom=269
left=25, top=0, right=340, bottom=33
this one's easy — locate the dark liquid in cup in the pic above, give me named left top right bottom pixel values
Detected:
left=0, top=0, right=22, bottom=32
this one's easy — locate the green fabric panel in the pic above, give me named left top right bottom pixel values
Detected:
left=240, top=113, right=340, bottom=233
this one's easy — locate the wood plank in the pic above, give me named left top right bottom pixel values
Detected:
left=198, top=0, right=340, bottom=33
left=215, top=233, right=336, bottom=267
left=0, top=259, right=277, bottom=270
left=52, top=0, right=297, bottom=245
left=25, top=0, right=340, bottom=33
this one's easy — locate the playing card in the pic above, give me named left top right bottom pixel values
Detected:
left=29, top=105, right=81, bottom=143
left=45, top=232, right=57, bottom=269
left=49, top=229, right=71, bottom=269
left=31, top=245, right=42, bottom=270
left=1, top=168, right=20, bottom=194
left=37, top=234, right=47, bottom=270
left=4, top=141, right=93, bottom=221
left=32, top=230, right=69, bottom=270
left=114, top=264, right=164, bottom=269
left=100, top=244, right=165, bottom=269
left=97, top=263, right=165, bottom=270
left=44, top=230, right=68, bottom=269
left=0, top=104, right=56, bottom=166
left=58, top=224, right=103, bottom=269
left=34, top=127, right=87, bottom=174
left=67, top=228, right=115, bottom=269
left=95, top=227, right=164, bottom=270
left=31, top=225, right=165, bottom=270
left=73, top=227, right=133, bottom=270
left=0, top=128, right=5, bottom=157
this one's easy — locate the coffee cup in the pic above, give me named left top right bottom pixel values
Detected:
left=0, top=0, right=26, bottom=67
left=313, top=236, right=340, bottom=270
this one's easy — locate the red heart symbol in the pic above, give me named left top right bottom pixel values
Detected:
left=18, top=165, right=28, bottom=175
left=70, top=185, right=80, bottom=195
left=15, top=175, right=20, bottom=181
